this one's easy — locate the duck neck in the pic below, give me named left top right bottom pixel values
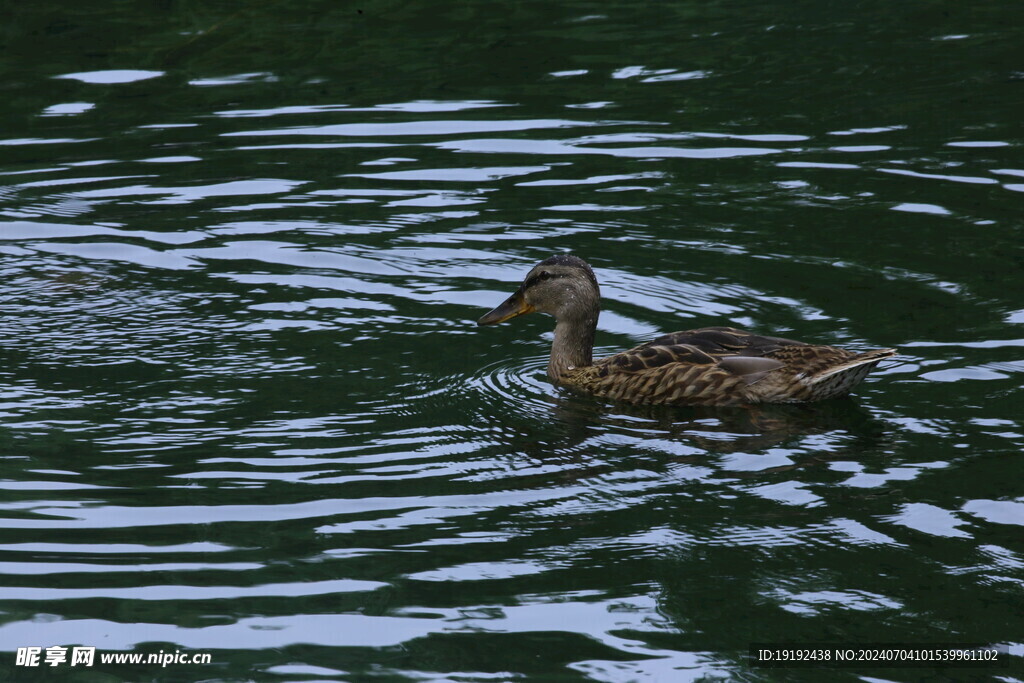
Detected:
left=548, top=306, right=598, bottom=382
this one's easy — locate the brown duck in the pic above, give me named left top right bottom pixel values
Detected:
left=478, top=255, right=896, bottom=406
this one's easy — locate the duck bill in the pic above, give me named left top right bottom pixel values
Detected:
left=477, top=290, right=535, bottom=326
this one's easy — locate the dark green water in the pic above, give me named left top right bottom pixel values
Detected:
left=1, top=1, right=1022, bottom=681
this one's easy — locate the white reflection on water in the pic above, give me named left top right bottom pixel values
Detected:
left=70, top=179, right=306, bottom=205
left=41, top=102, right=95, bottom=117
left=0, top=578, right=384, bottom=601
left=224, top=118, right=600, bottom=137
left=216, top=100, right=511, bottom=117
left=54, top=69, right=163, bottom=84
left=436, top=137, right=782, bottom=159
left=891, top=202, right=951, bottom=215
left=772, top=588, right=902, bottom=615
left=886, top=503, right=972, bottom=538
left=962, top=499, right=1024, bottom=527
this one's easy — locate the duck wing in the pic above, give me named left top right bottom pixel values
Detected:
left=583, top=328, right=797, bottom=405
left=580, top=327, right=893, bottom=406
left=599, top=327, right=802, bottom=375
left=635, top=326, right=808, bottom=358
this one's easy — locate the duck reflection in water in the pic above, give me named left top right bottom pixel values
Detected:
left=535, top=389, right=890, bottom=457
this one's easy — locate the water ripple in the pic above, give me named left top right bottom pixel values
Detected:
left=2, top=3, right=1023, bottom=677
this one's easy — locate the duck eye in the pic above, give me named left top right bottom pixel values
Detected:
left=539, top=271, right=551, bottom=280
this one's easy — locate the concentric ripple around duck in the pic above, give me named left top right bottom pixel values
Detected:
left=462, top=354, right=555, bottom=420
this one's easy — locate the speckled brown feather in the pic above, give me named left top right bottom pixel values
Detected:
left=478, top=258, right=897, bottom=406
left=560, top=326, right=896, bottom=406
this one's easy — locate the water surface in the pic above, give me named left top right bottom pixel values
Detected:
left=1, top=1, right=1022, bottom=680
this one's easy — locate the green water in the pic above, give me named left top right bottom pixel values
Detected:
left=1, top=1, right=1022, bottom=681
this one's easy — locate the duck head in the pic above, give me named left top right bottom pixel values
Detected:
left=477, top=254, right=600, bottom=326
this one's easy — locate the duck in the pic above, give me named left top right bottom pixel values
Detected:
left=477, top=255, right=896, bottom=406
